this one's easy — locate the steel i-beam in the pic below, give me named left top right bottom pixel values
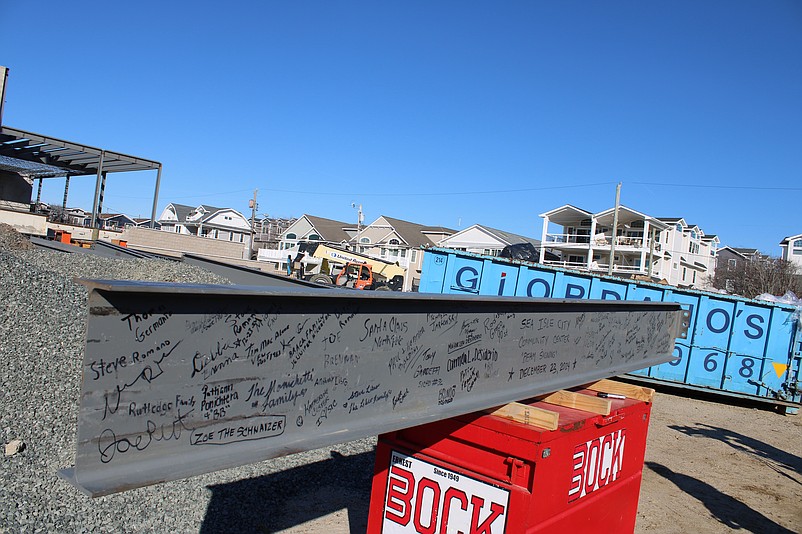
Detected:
left=60, top=281, right=687, bottom=496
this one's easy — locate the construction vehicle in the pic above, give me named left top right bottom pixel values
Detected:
left=294, top=242, right=406, bottom=291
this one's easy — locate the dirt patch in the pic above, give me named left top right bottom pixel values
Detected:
left=269, top=389, right=801, bottom=533
left=637, top=390, right=801, bottom=533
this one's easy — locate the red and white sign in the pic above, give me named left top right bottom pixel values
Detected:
left=568, top=428, right=626, bottom=502
left=383, top=450, right=510, bottom=534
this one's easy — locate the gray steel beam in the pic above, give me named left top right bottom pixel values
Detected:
left=91, top=241, right=158, bottom=260
left=61, top=281, right=687, bottom=496
left=181, top=253, right=331, bottom=289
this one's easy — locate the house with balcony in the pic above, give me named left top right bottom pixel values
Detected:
left=158, top=203, right=252, bottom=246
left=538, top=205, right=717, bottom=289
left=779, top=233, right=802, bottom=269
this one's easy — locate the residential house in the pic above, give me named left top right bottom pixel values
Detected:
left=92, top=213, right=137, bottom=231
left=779, top=233, right=802, bottom=269
left=253, top=217, right=297, bottom=251
left=437, top=224, right=541, bottom=257
left=538, top=205, right=718, bottom=289
left=158, top=203, right=252, bottom=246
left=714, top=246, right=764, bottom=293
left=655, top=218, right=719, bottom=288
left=278, top=214, right=353, bottom=252
left=350, top=215, right=455, bottom=291
left=133, top=218, right=161, bottom=230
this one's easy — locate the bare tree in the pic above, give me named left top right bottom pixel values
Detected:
left=711, top=256, right=801, bottom=298
left=47, top=205, right=69, bottom=224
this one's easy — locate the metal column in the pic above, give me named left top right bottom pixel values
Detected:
left=150, top=165, right=161, bottom=228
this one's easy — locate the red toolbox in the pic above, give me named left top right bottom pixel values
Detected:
left=367, top=384, right=653, bottom=533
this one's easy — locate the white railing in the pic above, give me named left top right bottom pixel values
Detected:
left=542, top=259, right=647, bottom=274
left=557, top=235, right=663, bottom=251
left=544, top=233, right=591, bottom=245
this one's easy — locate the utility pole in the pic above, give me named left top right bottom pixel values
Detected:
left=352, top=202, right=364, bottom=233
left=249, top=189, right=258, bottom=259
left=608, top=182, right=622, bottom=276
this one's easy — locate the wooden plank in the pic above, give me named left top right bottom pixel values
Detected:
left=540, top=390, right=612, bottom=415
left=585, top=378, right=655, bottom=402
left=485, top=402, right=560, bottom=430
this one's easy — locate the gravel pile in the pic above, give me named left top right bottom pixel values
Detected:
left=0, top=226, right=375, bottom=533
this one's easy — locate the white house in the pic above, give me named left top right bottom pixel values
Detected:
left=437, top=224, right=540, bottom=257
left=538, top=205, right=718, bottom=289
left=158, top=203, right=252, bottom=246
left=779, top=233, right=802, bottom=269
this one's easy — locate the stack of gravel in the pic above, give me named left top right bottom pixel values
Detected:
left=0, top=225, right=374, bottom=533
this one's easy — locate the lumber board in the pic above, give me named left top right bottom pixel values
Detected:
left=585, top=378, right=655, bottom=402
left=486, top=402, right=560, bottom=430
left=540, top=390, right=612, bottom=415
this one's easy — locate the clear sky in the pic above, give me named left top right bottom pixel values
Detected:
left=2, top=1, right=800, bottom=255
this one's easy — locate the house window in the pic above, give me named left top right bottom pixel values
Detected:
left=360, top=237, right=370, bottom=244
left=411, top=250, right=417, bottom=262
left=308, top=234, right=320, bottom=240
left=389, top=239, right=400, bottom=245
left=400, top=249, right=407, bottom=258
left=286, top=233, right=296, bottom=240
left=727, top=259, right=737, bottom=270
left=682, top=267, right=687, bottom=280
left=693, top=271, right=697, bottom=283
left=213, top=229, right=219, bottom=239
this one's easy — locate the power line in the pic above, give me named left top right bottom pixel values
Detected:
left=263, top=181, right=617, bottom=197
left=629, top=181, right=802, bottom=191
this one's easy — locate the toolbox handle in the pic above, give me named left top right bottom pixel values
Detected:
left=595, top=413, right=625, bottom=427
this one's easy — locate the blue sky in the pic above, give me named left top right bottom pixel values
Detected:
left=2, top=1, right=800, bottom=254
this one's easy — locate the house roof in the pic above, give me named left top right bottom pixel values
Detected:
left=594, top=206, right=669, bottom=230
left=656, top=217, right=685, bottom=224
left=732, top=247, right=760, bottom=255
left=421, top=226, right=456, bottom=235
left=538, top=204, right=593, bottom=224
left=481, top=226, right=541, bottom=246
left=376, top=216, right=435, bottom=248
left=717, top=246, right=748, bottom=259
left=780, top=233, right=802, bottom=244
left=164, top=203, right=195, bottom=222
left=304, top=214, right=352, bottom=243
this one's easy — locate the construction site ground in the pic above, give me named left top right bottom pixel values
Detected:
left=266, top=388, right=801, bottom=533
